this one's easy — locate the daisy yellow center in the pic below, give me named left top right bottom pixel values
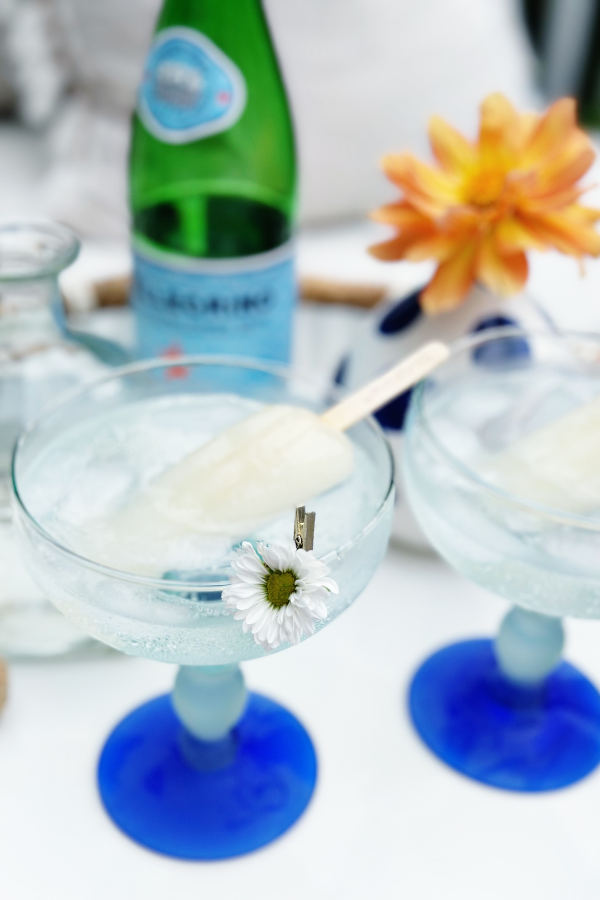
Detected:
left=264, top=571, right=296, bottom=608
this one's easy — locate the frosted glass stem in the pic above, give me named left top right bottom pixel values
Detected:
left=495, top=606, right=564, bottom=685
left=172, top=664, right=247, bottom=742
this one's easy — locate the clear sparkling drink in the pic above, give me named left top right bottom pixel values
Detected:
left=405, top=363, right=600, bottom=618
left=18, top=393, right=392, bottom=664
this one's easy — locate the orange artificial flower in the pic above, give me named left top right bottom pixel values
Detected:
left=369, top=94, right=600, bottom=314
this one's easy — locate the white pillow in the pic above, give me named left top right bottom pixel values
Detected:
left=266, top=0, right=539, bottom=221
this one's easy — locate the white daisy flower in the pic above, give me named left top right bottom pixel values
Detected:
left=222, top=541, right=339, bottom=651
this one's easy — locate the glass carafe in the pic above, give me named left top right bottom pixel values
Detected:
left=0, top=222, right=106, bottom=658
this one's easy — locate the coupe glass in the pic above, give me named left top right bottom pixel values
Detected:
left=404, top=328, right=600, bottom=792
left=12, top=357, right=394, bottom=858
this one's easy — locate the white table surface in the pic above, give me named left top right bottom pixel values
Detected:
left=3, top=122, right=600, bottom=898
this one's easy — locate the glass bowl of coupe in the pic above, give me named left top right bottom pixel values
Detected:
left=12, top=356, right=394, bottom=859
left=404, top=328, right=600, bottom=792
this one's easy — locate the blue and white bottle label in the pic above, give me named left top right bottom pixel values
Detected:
left=132, top=241, right=296, bottom=364
left=138, top=26, right=247, bottom=144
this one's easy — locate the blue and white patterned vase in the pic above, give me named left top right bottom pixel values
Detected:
left=335, top=283, right=555, bottom=549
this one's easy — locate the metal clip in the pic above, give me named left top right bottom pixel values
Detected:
left=294, top=506, right=315, bottom=551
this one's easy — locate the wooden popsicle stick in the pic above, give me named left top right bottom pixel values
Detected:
left=321, top=341, right=450, bottom=432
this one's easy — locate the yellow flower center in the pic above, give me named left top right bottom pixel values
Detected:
left=265, top=571, right=296, bottom=608
left=464, top=167, right=507, bottom=207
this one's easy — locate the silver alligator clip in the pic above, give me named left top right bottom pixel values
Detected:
left=294, top=506, right=315, bottom=551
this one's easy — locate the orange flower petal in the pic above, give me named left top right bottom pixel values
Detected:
left=566, top=205, right=600, bottom=224
left=420, top=242, right=479, bottom=313
left=520, top=207, right=600, bottom=257
left=369, top=229, right=434, bottom=261
left=369, top=203, right=440, bottom=261
left=428, top=115, right=476, bottom=174
left=370, top=201, right=431, bottom=227
left=402, top=233, right=463, bottom=262
left=527, top=132, right=595, bottom=198
left=381, top=153, right=460, bottom=217
left=495, top=217, right=547, bottom=253
left=515, top=111, right=539, bottom=149
left=518, top=183, right=585, bottom=213
left=369, top=236, right=413, bottom=261
left=478, top=93, right=521, bottom=161
left=477, top=237, right=528, bottom=295
left=520, top=98, right=578, bottom=168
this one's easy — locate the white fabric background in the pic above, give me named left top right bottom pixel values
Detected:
left=266, top=0, right=539, bottom=221
left=2, top=0, right=539, bottom=235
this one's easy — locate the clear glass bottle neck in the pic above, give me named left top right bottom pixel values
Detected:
left=0, top=275, right=65, bottom=357
left=0, top=223, right=78, bottom=357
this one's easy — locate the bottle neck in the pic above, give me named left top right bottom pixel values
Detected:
left=0, top=277, right=65, bottom=355
left=156, top=0, right=265, bottom=30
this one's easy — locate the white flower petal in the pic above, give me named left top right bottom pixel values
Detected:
left=300, top=586, right=329, bottom=606
left=267, top=615, right=281, bottom=646
left=259, top=542, right=291, bottom=572
left=234, top=609, right=251, bottom=622
left=321, top=578, right=338, bottom=594
left=236, top=542, right=260, bottom=558
left=302, top=618, right=316, bottom=637
left=243, top=603, right=269, bottom=626
left=287, top=624, right=302, bottom=644
left=265, top=633, right=282, bottom=650
left=229, top=594, right=264, bottom=611
left=310, top=598, right=328, bottom=619
left=255, top=616, right=273, bottom=643
left=256, top=541, right=277, bottom=567
left=234, top=561, right=266, bottom=580
left=224, top=582, right=262, bottom=599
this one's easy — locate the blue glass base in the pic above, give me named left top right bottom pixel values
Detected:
left=409, top=639, right=600, bottom=791
left=98, top=692, right=317, bottom=859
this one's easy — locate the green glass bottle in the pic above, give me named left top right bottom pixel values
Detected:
left=130, top=0, right=297, bottom=363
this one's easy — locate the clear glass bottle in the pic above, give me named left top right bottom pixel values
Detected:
left=0, top=222, right=107, bottom=658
